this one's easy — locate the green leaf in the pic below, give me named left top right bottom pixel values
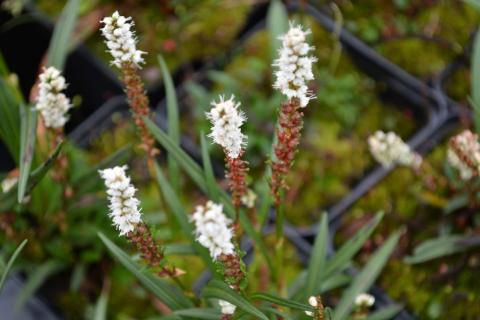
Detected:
left=145, top=117, right=204, bottom=189
left=267, top=0, right=289, bottom=59
left=334, top=230, right=401, bottom=320
left=0, top=239, right=27, bottom=293
left=154, top=163, right=217, bottom=273
left=305, top=213, right=328, bottom=298
left=324, top=212, right=383, bottom=280
left=0, top=141, right=63, bottom=211
left=98, top=232, right=192, bottom=310
left=0, top=76, right=21, bottom=162
left=17, top=105, right=37, bottom=203
left=365, top=304, right=403, bottom=320
left=404, top=235, right=480, bottom=264
left=173, top=308, right=221, bottom=319
left=93, top=289, right=109, bottom=320
left=471, top=29, right=480, bottom=132
left=16, top=260, right=65, bottom=310
left=71, top=144, right=132, bottom=197
left=158, top=55, right=180, bottom=189
left=251, top=293, right=313, bottom=312
left=200, top=133, right=219, bottom=201
left=46, top=0, right=80, bottom=69
left=203, top=280, right=269, bottom=320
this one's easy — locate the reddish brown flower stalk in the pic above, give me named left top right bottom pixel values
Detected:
left=225, top=152, right=249, bottom=208
left=270, top=98, right=304, bottom=205
left=122, top=63, right=159, bottom=158
left=218, top=253, right=245, bottom=291
left=127, top=222, right=179, bottom=277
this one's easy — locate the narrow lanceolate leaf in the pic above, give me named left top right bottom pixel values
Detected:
left=173, top=308, right=221, bottom=319
left=158, top=55, right=180, bottom=188
left=46, top=0, right=80, bottom=69
left=334, top=230, right=401, bottom=320
left=200, top=133, right=219, bottom=201
left=144, top=117, right=205, bottom=188
left=251, top=293, right=313, bottom=312
left=0, top=141, right=63, bottom=212
left=0, top=76, right=21, bottom=162
left=98, top=232, right=192, bottom=310
left=305, top=213, right=328, bottom=298
left=267, top=0, right=288, bottom=59
left=154, top=162, right=192, bottom=237
left=71, top=145, right=132, bottom=197
left=16, top=260, right=65, bottom=310
left=365, top=304, right=403, bottom=320
left=471, top=29, right=480, bottom=132
left=93, top=289, right=109, bottom=320
left=18, top=105, right=37, bottom=203
left=203, top=280, right=269, bottom=320
left=404, top=235, right=480, bottom=264
left=0, top=239, right=28, bottom=293
left=323, top=212, right=384, bottom=280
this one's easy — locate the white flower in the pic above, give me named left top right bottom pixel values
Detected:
left=191, top=201, right=235, bottom=259
left=273, top=22, right=317, bottom=107
left=99, top=165, right=142, bottom=236
left=1, top=176, right=17, bottom=193
left=308, top=296, right=318, bottom=307
left=35, top=67, right=72, bottom=129
left=240, top=189, right=257, bottom=209
left=448, top=130, right=480, bottom=178
left=218, top=299, right=236, bottom=315
left=447, top=148, right=474, bottom=180
left=206, top=95, right=247, bottom=159
left=100, top=11, right=145, bottom=68
left=355, top=293, right=375, bottom=307
left=368, top=131, right=421, bottom=169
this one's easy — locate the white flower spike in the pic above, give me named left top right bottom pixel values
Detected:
left=100, top=11, right=145, bottom=68
left=35, top=66, right=72, bottom=129
left=368, top=131, right=422, bottom=169
left=273, top=22, right=317, bottom=107
left=206, top=95, right=247, bottom=159
left=99, top=165, right=142, bottom=236
left=191, top=201, right=235, bottom=259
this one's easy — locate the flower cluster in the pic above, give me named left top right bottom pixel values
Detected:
left=99, top=166, right=142, bottom=236
left=219, top=299, right=236, bottom=316
left=191, top=201, right=235, bottom=259
left=447, top=149, right=474, bottom=180
left=355, top=293, right=375, bottom=307
left=368, top=131, right=422, bottom=169
left=35, top=66, right=72, bottom=129
left=206, top=95, right=247, bottom=159
left=448, top=130, right=480, bottom=179
left=100, top=11, right=145, bottom=68
left=273, top=23, right=317, bottom=107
